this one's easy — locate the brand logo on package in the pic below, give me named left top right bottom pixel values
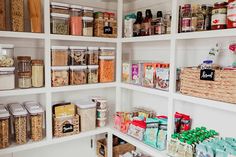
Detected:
left=200, top=69, right=215, bottom=81
left=62, top=123, right=74, bottom=133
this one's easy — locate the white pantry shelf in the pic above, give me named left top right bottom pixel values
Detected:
left=0, top=31, right=45, bottom=39
left=121, top=34, right=171, bottom=43
left=0, top=88, right=47, bottom=97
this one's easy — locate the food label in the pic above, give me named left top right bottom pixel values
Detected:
left=227, top=1, right=236, bottom=22
left=200, top=69, right=215, bottom=81
left=62, top=122, right=74, bottom=133
left=144, top=64, right=155, bottom=87
left=104, top=21, right=113, bottom=34
left=211, top=8, right=227, bottom=26
left=156, top=68, right=169, bottom=90
left=132, top=64, right=140, bottom=84
left=122, top=63, right=130, bottom=82
left=182, top=18, right=191, bottom=31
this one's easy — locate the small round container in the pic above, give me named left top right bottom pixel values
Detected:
left=17, top=56, right=31, bottom=73
left=69, top=66, right=87, bottom=85
left=8, top=103, right=28, bottom=145
left=87, top=65, right=98, bottom=84
left=70, top=5, right=83, bottom=36
left=0, top=67, right=15, bottom=90
left=18, top=72, right=32, bottom=89
left=82, top=17, right=94, bottom=37
left=51, top=13, right=70, bottom=35
left=0, top=44, right=14, bottom=67
left=96, top=99, right=107, bottom=109
left=97, top=109, right=107, bottom=118
left=51, top=66, right=69, bottom=87
left=32, top=60, right=44, bottom=88
left=97, top=118, right=107, bottom=127
left=51, top=46, right=69, bottom=66
left=50, top=2, right=70, bottom=14
left=69, top=46, right=87, bottom=65
left=99, top=47, right=115, bottom=56
left=0, top=105, right=10, bottom=149
left=87, top=47, right=99, bottom=65
left=83, top=7, right=94, bottom=17
left=99, top=56, right=115, bottom=83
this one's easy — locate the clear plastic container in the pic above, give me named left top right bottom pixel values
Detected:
left=24, top=101, right=44, bottom=141
left=70, top=5, right=83, bottom=36
left=70, top=66, right=87, bottom=85
left=51, top=66, right=69, bottom=87
left=11, top=0, right=24, bottom=32
left=87, top=65, right=98, bottom=84
left=0, top=105, right=10, bottom=149
left=82, top=17, right=94, bottom=37
left=99, top=47, right=116, bottom=56
left=17, top=56, right=31, bottom=72
left=0, top=0, right=6, bottom=31
left=51, top=46, right=69, bottom=66
left=83, top=7, right=94, bottom=17
left=32, top=60, right=44, bottom=88
left=8, top=103, right=28, bottom=145
left=74, top=100, right=96, bottom=132
left=87, top=47, right=99, bottom=65
left=69, top=46, right=87, bottom=65
left=51, top=13, right=70, bottom=35
left=99, top=56, right=115, bottom=83
left=50, top=2, right=70, bottom=14
left=18, top=72, right=32, bottom=89
left=0, top=67, right=15, bottom=90
left=0, top=44, right=14, bottom=67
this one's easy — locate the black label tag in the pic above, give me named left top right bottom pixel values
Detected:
left=99, top=145, right=105, bottom=156
left=62, top=123, right=74, bottom=133
left=104, top=26, right=113, bottom=34
left=200, top=69, right=215, bottom=81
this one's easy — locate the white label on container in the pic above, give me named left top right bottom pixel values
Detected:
left=227, top=1, right=236, bottom=22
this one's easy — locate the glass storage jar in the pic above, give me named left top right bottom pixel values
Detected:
left=87, top=47, right=99, bottom=65
left=99, top=56, right=115, bottom=83
left=83, top=7, right=94, bottom=17
left=32, top=60, right=44, bottom=88
left=100, top=47, right=116, bottom=56
left=8, top=103, right=28, bottom=145
left=0, top=67, right=15, bottom=90
left=17, top=56, right=31, bottom=72
left=50, top=2, right=70, bottom=14
left=51, top=13, right=70, bottom=35
left=10, top=0, right=24, bottom=32
left=0, top=0, right=6, bottom=31
left=70, top=66, right=87, bottom=85
left=18, top=72, right=32, bottom=89
left=211, top=2, right=228, bottom=30
left=24, top=101, right=44, bottom=141
left=51, top=46, right=69, bottom=66
left=0, top=105, right=10, bottom=149
left=82, top=17, right=94, bottom=37
left=87, top=65, right=98, bottom=84
left=70, top=5, right=83, bottom=36
left=69, top=46, right=87, bottom=65
left=51, top=66, right=69, bottom=87
left=0, top=44, right=14, bottom=67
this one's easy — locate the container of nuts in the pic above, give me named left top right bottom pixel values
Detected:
left=8, top=103, right=28, bottom=145
left=0, top=104, right=11, bottom=149
left=70, top=66, right=87, bottom=85
left=87, top=47, right=99, bottom=65
left=69, top=46, right=87, bottom=65
left=24, top=101, right=44, bottom=142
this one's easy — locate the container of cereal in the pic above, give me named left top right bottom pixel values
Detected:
left=51, top=46, right=69, bottom=66
left=83, top=7, right=94, bottom=17
left=69, top=46, right=87, bottom=65
left=99, top=47, right=116, bottom=56
left=18, top=72, right=32, bottom=89
left=8, top=103, right=28, bottom=145
left=50, top=2, right=70, bottom=14
left=51, top=66, right=69, bottom=87
left=0, top=44, right=14, bottom=67
left=51, top=13, right=70, bottom=35
left=24, top=101, right=44, bottom=141
left=99, top=56, right=115, bottom=83
left=69, top=66, right=87, bottom=85
left=74, top=100, right=96, bottom=132
left=82, top=17, right=94, bottom=37
left=87, top=47, right=99, bottom=65
left=0, top=105, right=10, bottom=149
left=97, top=118, right=107, bottom=127
left=87, top=65, right=98, bottom=84
left=0, top=67, right=15, bottom=90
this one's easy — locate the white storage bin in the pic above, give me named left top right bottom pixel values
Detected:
left=0, top=67, right=15, bottom=90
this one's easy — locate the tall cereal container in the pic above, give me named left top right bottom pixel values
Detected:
left=0, top=105, right=10, bottom=148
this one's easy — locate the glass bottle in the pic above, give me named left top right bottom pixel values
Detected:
left=202, top=4, right=213, bottom=30
left=141, top=9, right=152, bottom=36
left=181, top=4, right=192, bottom=32
left=196, top=5, right=205, bottom=31
left=164, top=14, right=171, bottom=34
left=133, top=11, right=143, bottom=37
left=154, top=11, right=163, bottom=34
left=191, top=4, right=198, bottom=32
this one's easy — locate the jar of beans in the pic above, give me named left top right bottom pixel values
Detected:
left=70, top=5, right=83, bottom=36
left=82, top=17, right=94, bottom=37
left=99, top=56, right=115, bottom=83
left=18, top=72, right=32, bottom=89
left=51, top=13, right=70, bottom=35
left=0, top=105, right=10, bottom=149
left=51, top=66, right=69, bottom=87
left=70, top=66, right=87, bottom=85
left=87, top=65, right=99, bottom=84
left=69, top=46, right=87, bottom=65
left=87, top=47, right=99, bottom=65
left=17, top=56, right=31, bottom=72
left=8, top=103, right=28, bottom=145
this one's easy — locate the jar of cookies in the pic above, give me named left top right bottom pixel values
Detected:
left=70, top=66, right=87, bottom=85
left=87, top=47, right=99, bottom=65
left=24, top=101, right=44, bottom=141
left=8, top=103, right=28, bottom=145
left=0, top=44, right=14, bottom=67
left=51, top=46, right=69, bottom=66
left=0, top=105, right=10, bottom=149
left=69, top=46, right=87, bottom=65
left=87, top=65, right=98, bottom=84
left=99, top=56, right=115, bottom=83
left=51, top=66, right=69, bottom=87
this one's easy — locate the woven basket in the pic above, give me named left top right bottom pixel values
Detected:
left=180, top=68, right=236, bottom=104
left=53, top=114, right=80, bottom=137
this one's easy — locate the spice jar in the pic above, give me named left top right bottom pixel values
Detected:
left=51, top=46, right=69, bottom=66
left=8, top=103, right=28, bottom=145
left=87, top=47, right=99, bottom=65
left=87, top=65, right=98, bottom=84
left=227, top=0, right=236, bottom=28
left=18, top=72, right=32, bottom=89
left=0, top=67, right=15, bottom=90
left=83, top=7, right=94, bottom=17
left=51, top=13, right=70, bottom=35
left=32, top=60, right=44, bottom=88
left=100, top=47, right=115, bottom=56
left=24, top=101, right=44, bottom=141
left=69, top=46, right=87, bottom=65
left=211, top=2, right=228, bottom=30
left=50, top=2, right=70, bottom=14
left=0, top=105, right=10, bottom=149
left=0, top=0, right=6, bottom=31
left=70, top=66, right=87, bottom=85
left=82, top=17, right=94, bottom=37
left=11, top=0, right=24, bottom=32
left=99, top=56, right=115, bottom=83
left=0, top=44, right=14, bottom=67
left=51, top=66, right=69, bottom=87
left=70, top=5, right=83, bottom=36
left=17, top=56, right=31, bottom=72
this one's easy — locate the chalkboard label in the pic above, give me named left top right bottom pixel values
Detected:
left=104, top=26, right=113, bottom=34
left=200, top=69, right=215, bottom=81
left=62, top=123, right=74, bottom=133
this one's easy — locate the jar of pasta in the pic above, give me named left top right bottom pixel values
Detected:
left=10, top=0, right=24, bottom=32
left=51, top=46, right=69, bottom=66
left=32, top=60, right=44, bottom=88
left=69, top=46, right=87, bottom=65
left=51, top=66, right=69, bottom=87
left=8, top=103, right=28, bottom=145
left=87, top=65, right=98, bottom=84
left=0, top=44, right=14, bottom=67
left=70, top=5, right=83, bottom=36
left=51, top=13, right=70, bottom=35
left=82, top=17, right=94, bottom=36
left=24, top=101, right=44, bottom=141
left=0, top=105, right=10, bottom=149
left=99, top=56, right=115, bottom=83
left=70, top=66, right=87, bottom=85
left=87, top=47, right=99, bottom=65
left=17, top=56, right=31, bottom=72
left=18, top=72, right=32, bottom=89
